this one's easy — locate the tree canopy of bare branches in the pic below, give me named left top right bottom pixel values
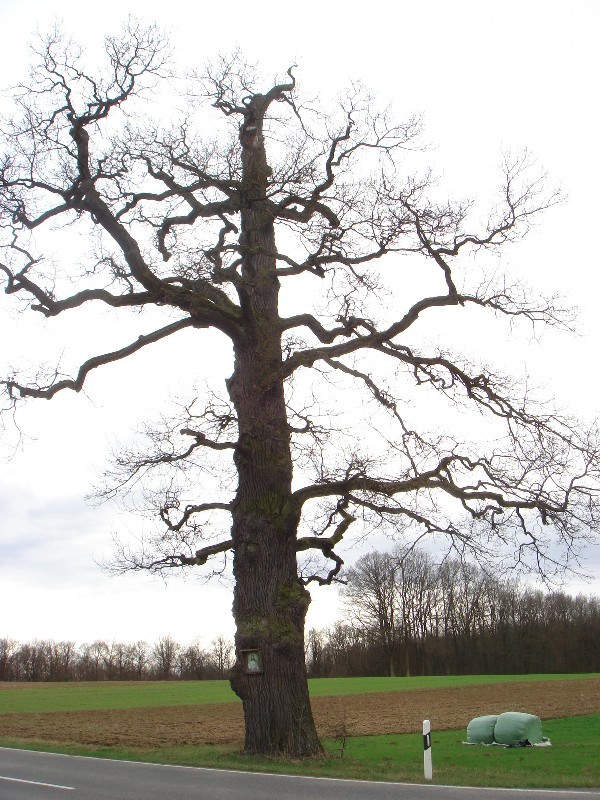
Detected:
left=1, top=25, right=599, bottom=756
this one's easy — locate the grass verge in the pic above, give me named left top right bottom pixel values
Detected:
left=1, top=714, right=598, bottom=788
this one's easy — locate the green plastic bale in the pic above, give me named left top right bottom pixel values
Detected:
left=466, top=714, right=499, bottom=744
left=493, top=712, right=544, bottom=746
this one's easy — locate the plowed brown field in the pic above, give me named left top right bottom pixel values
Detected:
left=0, top=678, right=597, bottom=748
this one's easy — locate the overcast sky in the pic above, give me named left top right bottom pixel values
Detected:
left=0, top=0, right=599, bottom=648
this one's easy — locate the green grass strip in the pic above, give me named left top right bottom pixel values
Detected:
left=1, top=673, right=597, bottom=714
left=0, top=680, right=236, bottom=714
left=308, top=673, right=600, bottom=697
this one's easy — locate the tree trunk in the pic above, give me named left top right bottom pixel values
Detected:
left=388, top=654, right=396, bottom=678
left=229, top=494, right=321, bottom=755
left=226, top=96, right=322, bottom=757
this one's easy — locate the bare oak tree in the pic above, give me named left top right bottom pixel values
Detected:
left=2, top=24, right=599, bottom=756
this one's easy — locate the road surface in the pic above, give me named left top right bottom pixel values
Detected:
left=1, top=747, right=599, bottom=800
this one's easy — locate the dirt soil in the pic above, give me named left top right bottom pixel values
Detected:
left=0, top=678, right=598, bottom=748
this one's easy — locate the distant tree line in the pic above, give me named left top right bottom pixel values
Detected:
left=306, top=549, right=600, bottom=678
left=2, top=550, right=598, bottom=683
left=0, top=634, right=233, bottom=682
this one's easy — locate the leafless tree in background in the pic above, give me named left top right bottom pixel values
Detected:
left=151, top=634, right=180, bottom=680
left=2, top=23, right=599, bottom=755
left=344, top=551, right=399, bottom=676
left=210, top=634, right=233, bottom=679
left=334, top=548, right=600, bottom=677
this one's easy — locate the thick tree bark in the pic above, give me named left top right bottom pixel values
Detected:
left=226, top=94, right=322, bottom=756
left=228, top=336, right=321, bottom=756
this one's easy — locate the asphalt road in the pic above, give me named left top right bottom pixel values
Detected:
left=1, top=748, right=599, bottom=800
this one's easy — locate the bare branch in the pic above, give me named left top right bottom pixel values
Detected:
left=296, top=504, right=355, bottom=586
left=108, top=534, right=234, bottom=574
left=3, top=318, right=195, bottom=401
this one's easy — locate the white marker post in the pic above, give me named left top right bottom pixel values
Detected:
left=423, top=719, right=433, bottom=781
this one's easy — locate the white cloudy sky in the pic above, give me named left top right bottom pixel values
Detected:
left=0, top=0, right=598, bottom=648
